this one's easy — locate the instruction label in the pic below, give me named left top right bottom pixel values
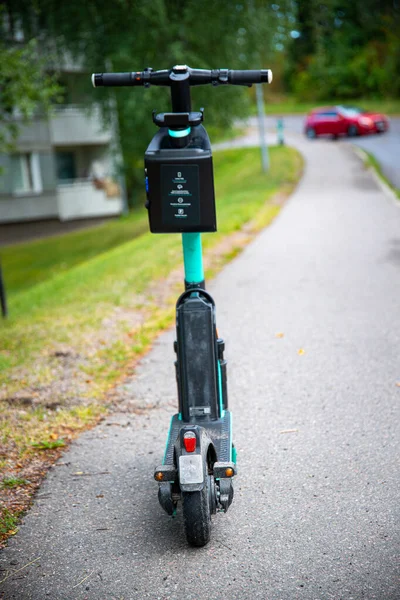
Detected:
left=161, top=164, right=200, bottom=227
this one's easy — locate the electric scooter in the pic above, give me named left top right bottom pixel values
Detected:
left=92, top=65, right=273, bottom=545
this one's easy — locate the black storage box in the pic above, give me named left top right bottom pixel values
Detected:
left=144, top=125, right=217, bottom=233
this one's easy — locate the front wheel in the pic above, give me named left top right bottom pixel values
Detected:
left=182, top=475, right=215, bottom=546
left=347, top=124, right=359, bottom=137
left=306, top=126, right=317, bottom=139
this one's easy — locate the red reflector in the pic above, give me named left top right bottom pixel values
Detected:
left=183, top=431, right=196, bottom=453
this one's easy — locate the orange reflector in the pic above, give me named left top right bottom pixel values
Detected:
left=183, top=431, right=196, bottom=453
left=155, top=472, right=164, bottom=481
left=225, top=467, right=234, bottom=477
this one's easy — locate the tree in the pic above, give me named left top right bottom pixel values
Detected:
left=285, top=0, right=400, bottom=100
left=1, top=0, right=280, bottom=200
left=0, top=37, right=61, bottom=155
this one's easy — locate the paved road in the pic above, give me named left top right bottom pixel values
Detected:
left=251, top=115, right=400, bottom=190
left=1, top=136, right=399, bottom=600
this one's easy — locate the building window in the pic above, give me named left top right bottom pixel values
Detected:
left=55, top=151, right=76, bottom=182
left=11, top=153, right=42, bottom=194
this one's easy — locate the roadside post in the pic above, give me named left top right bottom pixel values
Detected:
left=255, top=83, right=269, bottom=172
left=0, top=262, right=7, bottom=318
left=277, top=117, right=285, bottom=145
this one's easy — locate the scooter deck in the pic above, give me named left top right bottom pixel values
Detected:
left=163, top=410, right=232, bottom=465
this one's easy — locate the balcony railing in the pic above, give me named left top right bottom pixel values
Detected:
left=57, top=179, right=122, bottom=221
left=50, top=105, right=112, bottom=146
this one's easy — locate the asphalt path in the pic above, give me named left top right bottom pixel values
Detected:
left=251, top=115, right=400, bottom=190
left=1, top=135, right=399, bottom=600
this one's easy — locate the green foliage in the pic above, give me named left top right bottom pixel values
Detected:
left=0, top=37, right=62, bottom=154
left=286, top=0, right=400, bottom=101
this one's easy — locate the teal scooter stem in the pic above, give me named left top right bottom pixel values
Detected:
left=182, top=232, right=225, bottom=418
left=182, top=232, right=204, bottom=287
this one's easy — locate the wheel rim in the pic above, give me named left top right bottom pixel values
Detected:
left=307, top=128, right=316, bottom=139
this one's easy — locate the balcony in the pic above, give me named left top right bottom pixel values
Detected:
left=50, top=105, right=112, bottom=146
left=57, top=179, right=122, bottom=221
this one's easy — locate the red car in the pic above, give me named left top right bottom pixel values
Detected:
left=304, top=106, right=389, bottom=139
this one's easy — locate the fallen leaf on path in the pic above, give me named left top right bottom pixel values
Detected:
left=298, top=348, right=305, bottom=355
left=275, top=332, right=284, bottom=338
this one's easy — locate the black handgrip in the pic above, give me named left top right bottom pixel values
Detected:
left=228, top=69, right=272, bottom=85
left=92, top=72, right=141, bottom=87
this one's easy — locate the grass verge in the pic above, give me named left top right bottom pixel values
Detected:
left=254, top=95, right=400, bottom=116
left=1, top=210, right=149, bottom=297
left=0, top=145, right=303, bottom=544
left=360, top=149, right=400, bottom=200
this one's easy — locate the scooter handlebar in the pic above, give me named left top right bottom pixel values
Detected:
left=91, top=66, right=273, bottom=88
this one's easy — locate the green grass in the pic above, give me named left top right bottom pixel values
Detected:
left=1, top=210, right=149, bottom=297
left=361, top=150, right=400, bottom=199
left=0, top=147, right=302, bottom=410
left=254, top=95, right=400, bottom=116
left=1, top=476, right=30, bottom=488
left=208, top=125, right=246, bottom=143
left=30, top=439, right=66, bottom=450
left=0, top=146, right=302, bottom=381
left=0, top=507, right=19, bottom=536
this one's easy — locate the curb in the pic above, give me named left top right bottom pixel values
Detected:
left=351, top=144, right=400, bottom=207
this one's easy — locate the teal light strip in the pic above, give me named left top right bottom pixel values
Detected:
left=228, top=411, right=233, bottom=463
left=168, top=127, right=191, bottom=138
left=217, top=360, right=225, bottom=419
left=162, top=415, right=175, bottom=464
left=182, top=233, right=204, bottom=284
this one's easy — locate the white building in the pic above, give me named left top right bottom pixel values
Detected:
left=0, top=69, right=124, bottom=224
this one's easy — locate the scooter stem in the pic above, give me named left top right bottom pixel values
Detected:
left=182, top=232, right=204, bottom=288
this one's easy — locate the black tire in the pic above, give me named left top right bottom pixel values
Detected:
left=306, top=127, right=317, bottom=139
left=347, top=124, right=359, bottom=137
left=182, top=477, right=212, bottom=547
